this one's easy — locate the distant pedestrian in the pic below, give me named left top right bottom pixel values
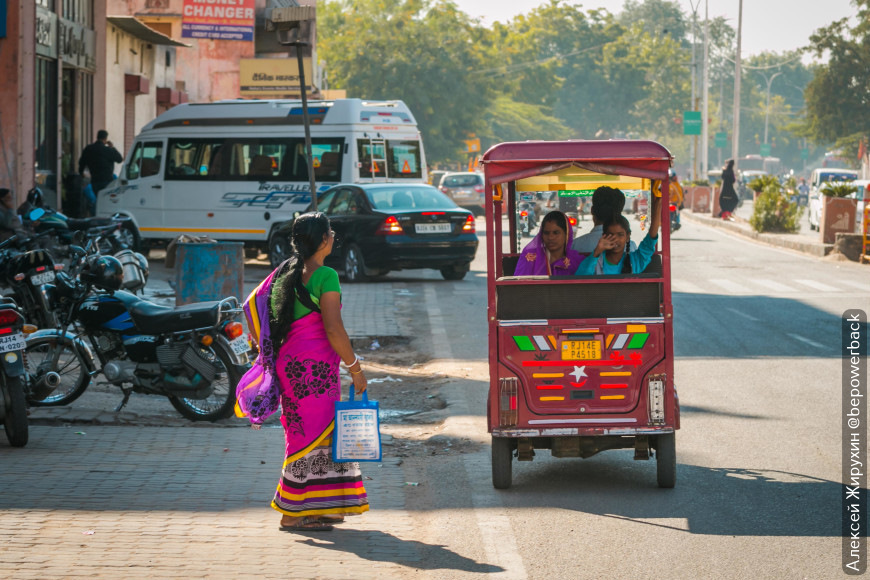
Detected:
left=797, top=177, right=810, bottom=207
left=718, top=159, right=739, bottom=220
left=77, top=130, right=123, bottom=195
left=236, top=212, right=369, bottom=532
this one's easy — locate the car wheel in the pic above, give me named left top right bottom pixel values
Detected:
left=343, top=243, right=367, bottom=283
left=440, top=264, right=469, bottom=281
left=268, top=232, right=291, bottom=269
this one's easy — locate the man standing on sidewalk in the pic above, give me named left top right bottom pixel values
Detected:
left=78, top=130, right=123, bottom=195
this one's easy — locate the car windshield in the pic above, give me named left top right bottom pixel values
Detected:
left=366, top=186, right=459, bottom=210
left=821, top=172, right=856, bottom=183
left=443, top=174, right=481, bottom=187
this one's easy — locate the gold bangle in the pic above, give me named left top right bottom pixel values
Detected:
left=349, top=368, right=363, bottom=374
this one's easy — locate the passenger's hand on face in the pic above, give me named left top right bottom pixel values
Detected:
left=593, top=233, right=618, bottom=257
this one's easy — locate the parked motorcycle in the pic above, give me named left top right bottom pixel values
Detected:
left=0, top=295, right=38, bottom=447
left=25, top=243, right=251, bottom=421
left=18, top=187, right=140, bottom=255
left=0, top=233, right=64, bottom=330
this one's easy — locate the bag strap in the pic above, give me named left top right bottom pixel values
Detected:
left=347, top=387, right=368, bottom=403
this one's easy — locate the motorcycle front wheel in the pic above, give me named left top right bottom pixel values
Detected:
left=2, top=375, right=29, bottom=447
left=25, top=336, right=91, bottom=406
left=169, top=342, right=243, bottom=422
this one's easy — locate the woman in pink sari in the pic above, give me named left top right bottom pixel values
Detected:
left=237, top=212, right=369, bottom=531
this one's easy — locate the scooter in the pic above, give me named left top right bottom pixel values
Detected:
left=669, top=204, right=681, bottom=232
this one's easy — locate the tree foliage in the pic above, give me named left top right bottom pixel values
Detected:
left=804, top=2, right=870, bottom=156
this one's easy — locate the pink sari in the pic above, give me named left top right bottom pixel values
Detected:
left=236, top=265, right=369, bottom=518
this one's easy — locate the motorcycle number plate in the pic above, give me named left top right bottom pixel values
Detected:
left=30, top=271, right=55, bottom=285
left=228, top=335, right=250, bottom=355
left=0, top=333, right=26, bottom=353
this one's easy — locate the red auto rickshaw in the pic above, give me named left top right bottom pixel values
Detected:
left=482, top=140, right=679, bottom=489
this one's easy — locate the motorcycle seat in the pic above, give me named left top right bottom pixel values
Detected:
left=68, top=217, right=113, bottom=231
left=129, top=300, right=223, bottom=335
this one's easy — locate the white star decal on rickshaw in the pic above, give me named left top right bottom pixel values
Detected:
left=569, top=366, right=587, bottom=382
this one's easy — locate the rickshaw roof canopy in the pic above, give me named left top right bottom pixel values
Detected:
left=481, top=140, right=673, bottom=185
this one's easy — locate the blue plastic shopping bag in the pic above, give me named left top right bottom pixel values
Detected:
left=332, top=388, right=382, bottom=462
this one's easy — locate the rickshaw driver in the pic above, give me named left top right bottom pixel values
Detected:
left=574, top=195, right=662, bottom=275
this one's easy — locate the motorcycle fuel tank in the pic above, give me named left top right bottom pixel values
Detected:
left=77, top=293, right=158, bottom=362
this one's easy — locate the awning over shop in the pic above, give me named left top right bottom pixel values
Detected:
left=107, top=16, right=190, bottom=47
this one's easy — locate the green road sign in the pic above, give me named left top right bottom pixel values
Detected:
left=683, top=111, right=702, bottom=136
left=801, top=148, right=809, bottom=160
left=714, top=132, right=727, bottom=148
left=760, top=143, right=771, bottom=157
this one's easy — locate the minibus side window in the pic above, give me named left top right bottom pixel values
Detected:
left=166, top=139, right=224, bottom=179
left=286, top=140, right=344, bottom=182
left=126, top=141, right=162, bottom=180
left=226, top=139, right=286, bottom=181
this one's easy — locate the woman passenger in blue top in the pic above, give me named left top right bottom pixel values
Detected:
left=574, top=196, right=661, bottom=275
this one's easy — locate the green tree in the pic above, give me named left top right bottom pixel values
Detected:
left=618, top=0, right=688, bottom=43
left=318, top=0, right=494, bottom=163
left=803, top=0, right=870, bottom=159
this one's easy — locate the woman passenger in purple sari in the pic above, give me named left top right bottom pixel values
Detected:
left=514, top=210, right=585, bottom=276
left=237, top=212, right=369, bottom=531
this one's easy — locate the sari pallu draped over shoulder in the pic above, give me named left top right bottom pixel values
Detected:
left=235, top=265, right=341, bottom=462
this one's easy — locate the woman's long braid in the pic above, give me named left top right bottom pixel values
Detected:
left=268, top=213, right=331, bottom=356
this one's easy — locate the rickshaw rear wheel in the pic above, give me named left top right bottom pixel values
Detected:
left=655, top=433, right=676, bottom=488
left=491, top=436, right=514, bottom=489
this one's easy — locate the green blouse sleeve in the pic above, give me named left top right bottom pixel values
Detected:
left=310, top=267, right=341, bottom=300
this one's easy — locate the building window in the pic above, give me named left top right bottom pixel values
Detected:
left=35, top=57, right=58, bottom=175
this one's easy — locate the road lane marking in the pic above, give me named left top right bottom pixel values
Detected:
left=671, top=279, right=705, bottom=293
left=794, top=279, right=840, bottom=292
left=840, top=280, right=870, bottom=291
left=787, top=333, right=826, bottom=349
left=424, top=285, right=528, bottom=580
left=751, top=278, right=796, bottom=293
left=725, top=307, right=760, bottom=322
left=708, top=278, right=750, bottom=293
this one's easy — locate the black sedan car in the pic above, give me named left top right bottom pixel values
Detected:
left=269, top=183, right=478, bottom=281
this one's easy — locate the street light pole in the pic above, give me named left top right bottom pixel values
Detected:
left=761, top=70, right=783, bottom=146
left=701, top=0, right=710, bottom=178
left=731, top=0, right=743, bottom=168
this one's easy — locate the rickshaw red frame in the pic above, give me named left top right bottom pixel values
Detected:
left=482, top=140, right=679, bottom=489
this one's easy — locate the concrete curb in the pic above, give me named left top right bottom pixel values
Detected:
left=682, top=210, right=834, bottom=257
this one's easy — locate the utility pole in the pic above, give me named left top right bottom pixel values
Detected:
left=701, top=0, right=710, bottom=178
left=689, top=1, right=700, bottom=181
left=731, top=0, right=743, bottom=169
left=760, top=70, right=783, bottom=145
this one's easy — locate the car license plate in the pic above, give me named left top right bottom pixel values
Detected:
left=30, top=271, right=55, bottom=285
left=415, top=223, right=452, bottom=234
left=0, top=333, right=26, bottom=353
left=228, top=335, right=250, bottom=355
left=454, top=189, right=474, bottom=199
left=561, top=340, right=601, bottom=360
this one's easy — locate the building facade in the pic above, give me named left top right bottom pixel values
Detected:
left=1, top=0, right=107, bottom=208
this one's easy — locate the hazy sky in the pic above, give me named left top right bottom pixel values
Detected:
left=453, top=0, right=858, bottom=59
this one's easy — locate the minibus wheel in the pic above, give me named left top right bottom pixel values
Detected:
left=491, top=436, right=513, bottom=489
left=655, top=432, right=676, bottom=488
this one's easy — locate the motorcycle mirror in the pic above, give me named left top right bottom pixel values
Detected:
left=72, top=230, right=88, bottom=246
left=28, top=208, right=46, bottom=221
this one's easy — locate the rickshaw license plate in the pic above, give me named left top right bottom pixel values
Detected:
left=561, top=340, right=601, bottom=360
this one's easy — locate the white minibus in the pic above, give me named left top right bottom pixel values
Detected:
left=97, top=98, right=428, bottom=255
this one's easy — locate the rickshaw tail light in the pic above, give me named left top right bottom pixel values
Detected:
left=648, top=376, right=666, bottom=425
left=568, top=216, right=578, bottom=226
left=499, top=377, right=518, bottom=427
left=462, top=215, right=476, bottom=233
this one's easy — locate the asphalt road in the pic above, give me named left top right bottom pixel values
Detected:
left=395, top=215, right=868, bottom=579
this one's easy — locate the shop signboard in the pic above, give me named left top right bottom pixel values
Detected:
left=182, top=0, right=256, bottom=41
left=36, top=6, right=58, bottom=59
left=59, top=18, right=96, bottom=72
left=239, top=58, right=313, bottom=95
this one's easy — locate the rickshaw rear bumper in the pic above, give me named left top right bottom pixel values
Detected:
left=492, top=425, right=675, bottom=438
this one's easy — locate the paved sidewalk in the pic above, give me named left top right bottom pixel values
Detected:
left=0, top=426, right=433, bottom=579
left=682, top=199, right=835, bottom=258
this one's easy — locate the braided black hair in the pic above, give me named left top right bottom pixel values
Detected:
left=268, top=212, right=331, bottom=354
left=602, top=213, right=633, bottom=273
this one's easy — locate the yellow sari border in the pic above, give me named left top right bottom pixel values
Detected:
left=270, top=503, right=370, bottom=517
left=283, top=422, right=335, bottom=467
